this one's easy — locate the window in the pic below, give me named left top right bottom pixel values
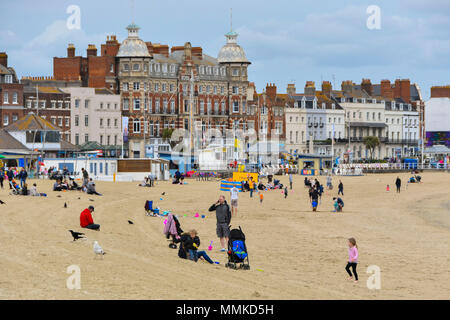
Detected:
left=232, top=69, right=239, bottom=76
left=107, top=118, right=111, bottom=128
left=133, top=82, right=140, bottom=91
left=85, top=100, right=90, bottom=108
left=100, top=102, right=103, bottom=109
left=232, top=86, right=238, bottom=94
left=114, top=135, right=118, bottom=145
left=170, top=84, right=174, bottom=92
left=107, top=135, right=111, bottom=145
left=233, top=101, right=239, bottom=113
left=5, top=75, right=12, bottom=83
left=123, top=98, right=129, bottom=110
left=155, top=99, right=160, bottom=113
left=3, top=92, right=8, bottom=103
left=3, top=115, right=9, bottom=126
left=65, top=117, right=70, bottom=127
left=12, top=92, right=17, bottom=104
left=221, top=86, right=224, bottom=94
left=133, top=119, right=140, bottom=133
left=100, top=135, right=103, bottom=145
left=133, top=63, right=140, bottom=71
left=110, top=64, right=114, bottom=73
left=123, top=83, right=129, bottom=91
left=85, top=115, right=89, bottom=126
left=170, top=100, right=175, bottom=113
left=154, top=83, right=159, bottom=92
left=123, top=64, right=129, bottom=71
left=162, top=83, right=166, bottom=92
left=58, top=117, right=63, bottom=127
left=75, top=134, right=79, bottom=145
left=134, top=98, right=140, bottom=110
left=85, top=134, right=89, bottom=143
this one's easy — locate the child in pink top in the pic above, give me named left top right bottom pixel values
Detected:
left=345, top=238, right=359, bottom=282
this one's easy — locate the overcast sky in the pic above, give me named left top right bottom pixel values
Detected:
left=1, top=0, right=450, bottom=99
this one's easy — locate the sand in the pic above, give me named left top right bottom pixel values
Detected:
left=0, top=172, right=449, bottom=300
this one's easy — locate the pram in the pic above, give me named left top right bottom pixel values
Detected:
left=225, top=226, right=250, bottom=270
left=163, top=213, right=183, bottom=249
left=9, top=180, right=22, bottom=195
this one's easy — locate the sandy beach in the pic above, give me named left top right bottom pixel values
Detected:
left=0, top=172, right=449, bottom=300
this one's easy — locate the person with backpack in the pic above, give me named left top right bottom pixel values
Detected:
left=209, top=195, right=231, bottom=252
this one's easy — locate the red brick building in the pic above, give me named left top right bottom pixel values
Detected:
left=0, top=52, right=24, bottom=128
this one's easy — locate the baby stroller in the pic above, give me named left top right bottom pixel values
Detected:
left=163, top=213, right=183, bottom=249
left=225, top=226, right=250, bottom=270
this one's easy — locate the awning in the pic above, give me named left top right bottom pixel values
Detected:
left=349, top=122, right=387, bottom=128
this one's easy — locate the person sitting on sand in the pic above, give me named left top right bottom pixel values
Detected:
left=21, top=183, right=29, bottom=196
left=86, top=178, right=102, bottom=196
left=80, top=206, right=100, bottom=230
left=174, top=229, right=214, bottom=264
left=333, top=197, right=344, bottom=212
left=53, top=179, right=62, bottom=191
left=30, top=183, right=46, bottom=197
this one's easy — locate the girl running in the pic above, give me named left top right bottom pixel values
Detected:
left=345, top=237, right=359, bottom=282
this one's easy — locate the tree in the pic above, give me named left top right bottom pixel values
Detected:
left=363, top=136, right=380, bottom=159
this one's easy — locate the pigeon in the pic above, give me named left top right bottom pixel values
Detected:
left=69, top=230, right=85, bottom=241
left=64, top=202, right=67, bottom=208
left=128, top=220, right=134, bottom=225
left=0, top=200, right=5, bottom=204
left=93, top=241, right=106, bottom=258
left=161, top=192, right=165, bottom=196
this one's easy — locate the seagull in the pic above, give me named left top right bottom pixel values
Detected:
left=64, top=202, right=67, bottom=208
left=56, top=195, right=62, bottom=198
left=128, top=220, right=134, bottom=224
left=0, top=200, right=5, bottom=205
left=89, top=199, right=94, bottom=202
left=69, top=230, right=85, bottom=241
left=93, top=241, right=106, bottom=258
left=161, top=192, right=165, bottom=196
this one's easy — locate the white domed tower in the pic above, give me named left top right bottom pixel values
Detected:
left=117, top=23, right=152, bottom=158
left=218, top=23, right=251, bottom=119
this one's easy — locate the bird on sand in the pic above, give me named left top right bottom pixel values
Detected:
left=93, top=241, right=106, bottom=258
left=161, top=192, right=165, bottom=196
left=89, top=199, right=94, bottom=202
left=64, top=202, right=67, bottom=208
left=69, top=230, right=85, bottom=241
left=128, top=220, right=134, bottom=224
left=0, top=200, right=5, bottom=204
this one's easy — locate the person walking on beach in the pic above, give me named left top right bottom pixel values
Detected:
left=311, top=187, right=319, bottom=211
left=345, top=238, right=359, bottom=282
left=259, top=192, right=264, bottom=204
left=289, top=173, right=293, bottom=190
left=395, top=177, right=401, bottom=193
left=230, top=185, right=239, bottom=217
left=81, top=168, right=89, bottom=188
left=208, top=195, right=231, bottom=252
left=6, top=168, right=14, bottom=189
left=284, top=186, right=288, bottom=199
left=338, top=180, right=344, bottom=196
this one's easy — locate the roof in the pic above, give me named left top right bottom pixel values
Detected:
left=4, top=113, right=60, bottom=132
left=60, top=139, right=80, bottom=151
left=0, top=129, right=28, bottom=151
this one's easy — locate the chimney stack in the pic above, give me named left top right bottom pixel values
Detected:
left=304, top=81, right=315, bottom=96
left=341, top=80, right=353, bottom=94
left=430, top=85, right=450, bottom=98
left=380, top=79, right=393, bottom=99
left=287, top=83, right=296, bottom=96
left=87, top=44, right=97, bottom=57
left=266, top=83, right=277, bottom=99
left=67, top=44, right=75, bottom=58
left=361, top=78, right=373, bottom=96
left=322, top=81, right=332, bottom=97
left=0, top=52, right=7, bottom=68
left=394, top=79, right=411, bottom=103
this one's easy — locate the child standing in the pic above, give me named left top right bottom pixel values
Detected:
left=259, top=192, right=264, bottom=204
left=345, top=238, right=359, bottom=282
left=284, top=186, right=288, bottom=199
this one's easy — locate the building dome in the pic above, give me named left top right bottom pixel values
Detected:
left=117, top=24, right=150, bottom=57
left=218, top=31, right=249, bottom=64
